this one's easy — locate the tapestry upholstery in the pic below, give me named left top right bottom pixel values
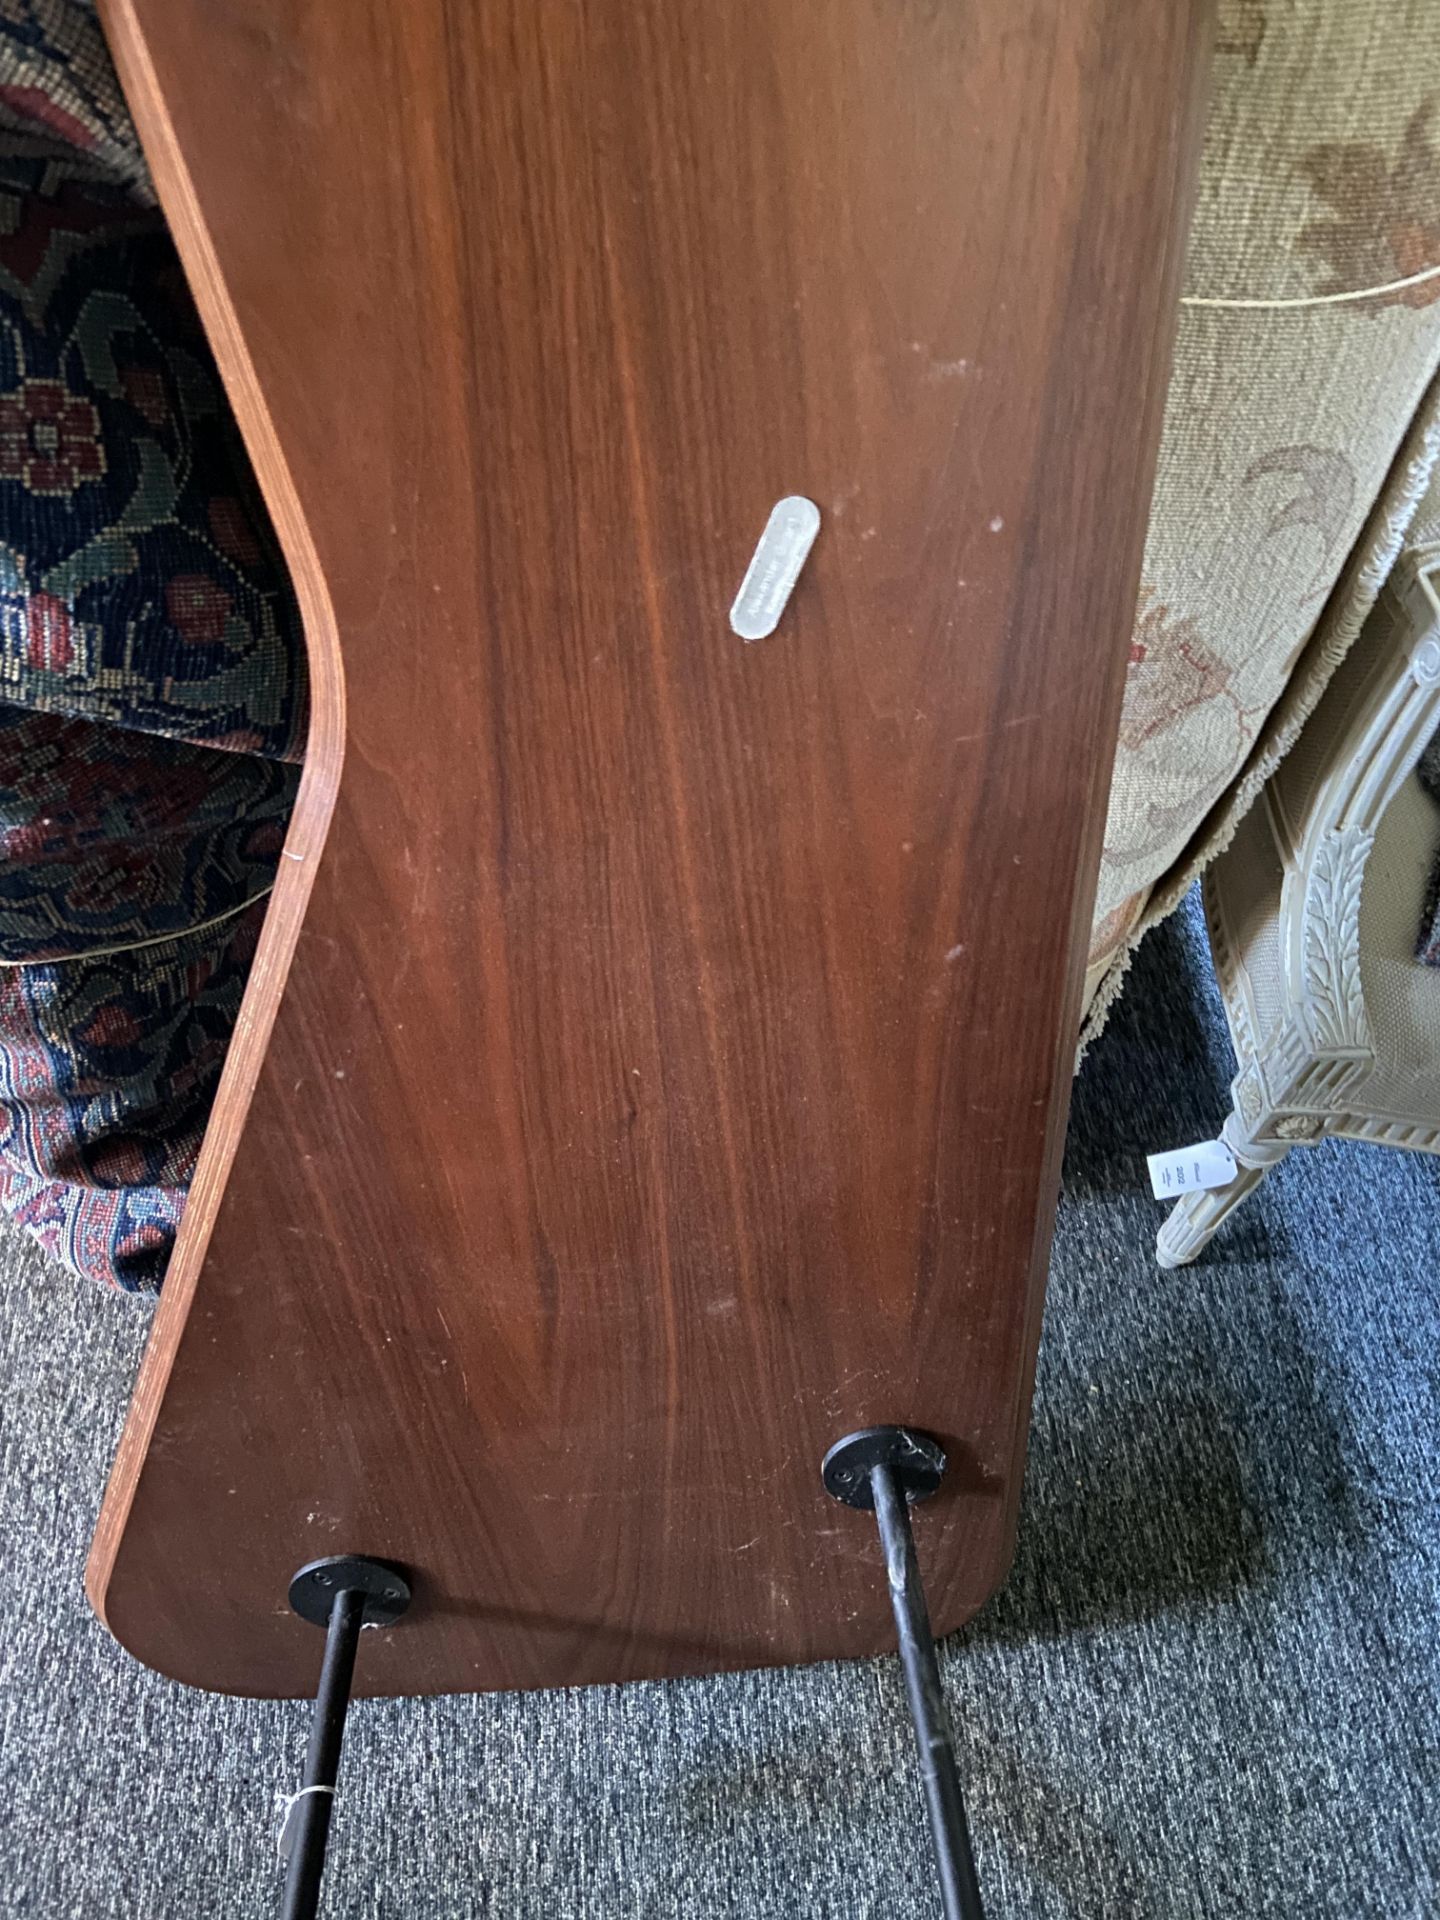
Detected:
left=0, top=0, right=151, bottom=210
left=0, top=706, right=295, bottom=962
left=1083, top=0, right=1440, bottom=1040
left=0, top=0, right=306, bottom=1289
left=0, top=14, right=306, bottom=759
left=0, top=896, right=268, bottom=1289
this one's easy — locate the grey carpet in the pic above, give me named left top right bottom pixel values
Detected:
left=2, top=889, right=1437, bottom=1918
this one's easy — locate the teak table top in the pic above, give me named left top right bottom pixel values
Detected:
left=89, top=0, right=1210, bottom=1697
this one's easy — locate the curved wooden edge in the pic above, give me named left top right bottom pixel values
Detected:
left=85, top=0, right=345, bottom=1643
left=998, top=0, right=1215, bottom=1579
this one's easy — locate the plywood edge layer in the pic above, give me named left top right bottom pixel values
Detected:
left=86, top=0, right=347, bottom=1643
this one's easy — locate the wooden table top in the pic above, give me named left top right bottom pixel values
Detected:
left=89, top=0, right=1209, bottom=1697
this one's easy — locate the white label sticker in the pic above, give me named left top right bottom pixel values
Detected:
left=1146, top=1139, right=1237, bottom=1200
left=729, top=496, right=821, bottom=641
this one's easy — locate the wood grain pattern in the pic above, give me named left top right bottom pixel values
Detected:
left=89, top=0, right=1210, bottom=1697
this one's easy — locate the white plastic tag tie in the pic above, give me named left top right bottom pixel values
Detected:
left=1146, top=1139, right=1237, bottom=1200
left=276, top=1784, right=336, bottom=1861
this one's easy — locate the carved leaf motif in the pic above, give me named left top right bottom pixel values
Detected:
left=1303, top=826, right=1374, bottom=1052
left=1236, top=1066, right=1263, bottom=1127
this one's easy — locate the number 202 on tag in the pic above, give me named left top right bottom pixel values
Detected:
left=1146, top=1140, right=1237, bottom=1201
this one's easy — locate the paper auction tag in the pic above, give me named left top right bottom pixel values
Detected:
left=1146, top=1139, right=1237, bottom=1200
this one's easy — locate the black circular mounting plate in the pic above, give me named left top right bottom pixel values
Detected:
left=821, top=1426, right=947, bottom=1510
left=288, top=1555, right=412, bottom=1629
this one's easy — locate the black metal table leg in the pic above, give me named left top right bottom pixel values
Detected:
left=823, top=1427, right=988, bottom=1920
left=281, top=1556, right=411, bottom=1920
